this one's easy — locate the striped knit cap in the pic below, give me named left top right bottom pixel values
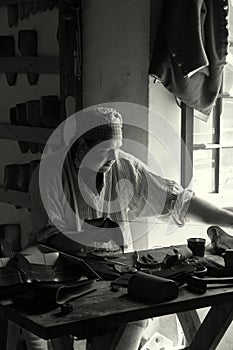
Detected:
left=76, top=107, right=123, bottom=141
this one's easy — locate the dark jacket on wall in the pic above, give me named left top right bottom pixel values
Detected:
left=149, top=0, right=229, bottom=115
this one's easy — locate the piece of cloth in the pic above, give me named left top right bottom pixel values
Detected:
left=29, top=150, right=193, bottom=252
left=149, top=0, right=229, bottom=115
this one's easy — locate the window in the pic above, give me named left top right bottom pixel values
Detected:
left=193, top=61, right=233, bottom=200
left=191, top=6, right=233, bottom=206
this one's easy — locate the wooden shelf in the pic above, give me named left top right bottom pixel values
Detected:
left=0, top=124, right=61, bottom=144
left=0, top=0, right=43, bottom=4
left=0, top=187, right=30, bottom=209
left=218, top=93, right=233, bottom=99
left=193, top=143, right=221, bottom=151
left=0, top=57, right=59, bottom=74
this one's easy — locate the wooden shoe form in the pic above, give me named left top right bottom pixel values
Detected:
left=7, top=5, right=19, bottom=27
left=4, top=164, right=20, bottom=191
left=17, top=163, right=31, bottom=192
left=10, top=107, right=29, bottom=153
left=0, top=36, right=17, bottom=86
left=16, top=103, right=38, bottom=154
left=40, top=95, right=61, bottom=127
left=18, top=30, right=39, bottom=85
left=26, top=100, right=41, bottom=127
left=18, top=3, right=25, bottom=20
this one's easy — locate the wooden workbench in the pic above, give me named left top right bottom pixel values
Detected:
left=0, top=246, right=233, bottom=350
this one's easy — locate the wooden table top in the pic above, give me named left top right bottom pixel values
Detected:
left=1, top=245, right=233, bottom=340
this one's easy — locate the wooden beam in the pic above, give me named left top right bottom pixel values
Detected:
left=0, top=187, right=30, bottom=209
left=213, top=97, right=222, bottom=193
left=0, top=57, right=59, bottom=74
left=189, top=302, right=233, bottom=350
left=177, top=310, right=201, bottom=346
left=0, top=125, right=60, bottom=144
left=181, top=103, right=194, bottom=188
left=0, top=0, right=42, bottom=4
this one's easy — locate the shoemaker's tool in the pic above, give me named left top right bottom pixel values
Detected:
left=186, top=275, right=233, bottom=294
left=58, top=302, right=73, bottom=316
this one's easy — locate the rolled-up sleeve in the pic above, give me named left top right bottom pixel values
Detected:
left=126, top=157, right=194, bottom=226
left=165, top=179, right=194, bottom=226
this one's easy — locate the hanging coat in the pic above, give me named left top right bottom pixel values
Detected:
left=149, top=0, right=229, bottom=115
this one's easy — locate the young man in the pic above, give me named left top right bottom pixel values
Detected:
left=29, top=106, right=233, bottom=255
left=27, top=106, right=233, bottom=350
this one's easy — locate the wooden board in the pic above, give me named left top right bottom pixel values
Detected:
left=0, top=125, right=57, bottom=144
left=0, top=187, right=30, bottom=209
left=1, top=247, right=233, bottom=342
left=0, top=57, right=59, bottom=74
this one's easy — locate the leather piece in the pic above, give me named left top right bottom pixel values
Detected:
left=128, top=271, right=178, bottom=303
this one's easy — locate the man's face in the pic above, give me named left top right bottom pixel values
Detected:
left=80, top=138, right=122, bottom=172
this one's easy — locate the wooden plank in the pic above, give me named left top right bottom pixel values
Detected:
left=3, top=271, right=233, bottom=340
left=177, top=310, right=201, bottom=346
left=50, top=336, right=74, bottom=350
left=213, top=97, right=221, bottom=193
left=0, top=0, right=42, bottom=4
left=181, top=103, right=194, bottom=188
left=58, top=1, right=83, bottom=118
left=1, top=247, right=233, bottom=342
left=0, top=125, right=60, bottom=144
left=0, top=187, right=30, bottom=208
left=189, top=302, right=233, bottom=350
left=0, top=57, right=59, bottom=74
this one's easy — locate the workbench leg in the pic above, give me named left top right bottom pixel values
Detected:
left=0, top=310, right=8, bottom=350
left=51, top=335, right=74, bottom=350
left=177, top=310, right=201, bottom=345
left=186, top=302, right=233, bottom=350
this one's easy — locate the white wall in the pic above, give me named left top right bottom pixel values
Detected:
left=82, top=0, right=151, bottom=250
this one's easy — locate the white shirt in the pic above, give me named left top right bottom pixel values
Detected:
left=29, top=150, right=193, bottom=252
